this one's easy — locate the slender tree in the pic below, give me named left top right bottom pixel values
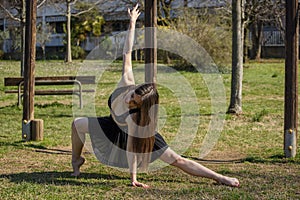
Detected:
left=36, top=23, right=53, bottom=60
left=65, top=0, right=73, bottom=63
left=64, top=0, right=104, bottom=63
left=228, top=0, right=244, bottom=114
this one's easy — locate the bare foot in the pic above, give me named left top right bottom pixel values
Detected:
left=71, top=156, right=85, bottom=177
left=218, top=176, right=240, bottom=187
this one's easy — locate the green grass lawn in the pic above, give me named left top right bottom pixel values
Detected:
left=0, top=59, right=299, bottom=200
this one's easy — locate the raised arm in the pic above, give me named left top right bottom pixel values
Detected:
left=117, top=4, right=141, bottom=88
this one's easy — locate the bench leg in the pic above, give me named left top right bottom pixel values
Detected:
left=18, top=95, right=20, bottom=107
left=18, top=94, right=23, bottom=107
left=18, top=81, right=24, bottom=107
left=79, top=94, right=83, bottom=109
left=74, top=93, right=83, bottom=109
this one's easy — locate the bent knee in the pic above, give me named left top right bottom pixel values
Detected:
left=160, top=148, right=183, bottom=165
left=72, top=117, right=89, bottom=133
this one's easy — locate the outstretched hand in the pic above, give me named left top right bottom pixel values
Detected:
left=131, top=180, right=150, bottom=188
left=128, top=4, right=141, bottom=22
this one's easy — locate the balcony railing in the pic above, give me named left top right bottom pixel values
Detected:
left=262, top=30, right=284, bottom=47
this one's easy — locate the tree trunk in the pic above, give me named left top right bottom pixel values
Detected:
left=249, top=21, right=263, bottom=60
left=228, top=0, right=243, bottom=114
left=65, top=0, right=72, bottom=63
left=243, top=26, right=248, bottom=62
left=42, top=45, right=46, bottom=60
left=163, top=50, right=171, bottom=64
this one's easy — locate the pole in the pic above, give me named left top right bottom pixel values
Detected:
left=22, top=0, right=37, bottom=141
left=284, top=0, right=298, bottom=158
left=144, top=0, right=157, bottom=83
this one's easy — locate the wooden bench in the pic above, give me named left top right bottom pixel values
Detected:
left=4, top=76, right=96, bottom=108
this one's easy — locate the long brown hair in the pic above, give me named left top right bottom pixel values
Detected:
left=127, top=83, right=159, bottom=171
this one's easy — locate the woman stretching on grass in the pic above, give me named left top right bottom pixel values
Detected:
left=71, top=4, right=239, bottom=188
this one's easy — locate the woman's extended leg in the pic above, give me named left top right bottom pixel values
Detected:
left=71, top=117, right=89, bottom=176
left=159, top=148, right=239, bottom=187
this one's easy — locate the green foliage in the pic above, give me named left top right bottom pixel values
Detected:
left=72, top=15, right=104, bottom=40
left=172, top=8, right=232, bottom=70
left=0, top=30, right=9, bottom=41
left=91, top=16, right=105, bottom=36
left=252, top=109, right=269, bottom=122
left=71, top=4, right=104, bottom=46
left=157, top=0, right=173, bottom=26
left=71, top=45, right=86, bottom=59
left=4, top=27, right=22, bottom=53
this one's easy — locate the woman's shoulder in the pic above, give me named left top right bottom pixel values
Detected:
left=110, top=85, right=135, bottom=102
left=108, top=85, right=135, bottom=127
left=113, top=85, right=135, bottom=94
left=108, top=84, right=135, bottom=112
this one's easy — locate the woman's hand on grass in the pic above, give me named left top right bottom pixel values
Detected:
left=131, top=180, right=150, bottom=188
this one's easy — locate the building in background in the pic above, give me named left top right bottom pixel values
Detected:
left=0, top=0, right=286, bottom=59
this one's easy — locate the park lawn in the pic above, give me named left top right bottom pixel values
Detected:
left=0, top=60, right=299, bottom=200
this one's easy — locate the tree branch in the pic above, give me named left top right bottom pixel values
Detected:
left=37, top=0, right=47, bottom=8
left=0, top=3, right=21, bottom=22
left=72, top=0, right=103, bottom=17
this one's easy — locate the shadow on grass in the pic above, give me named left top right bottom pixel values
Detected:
left=0, top=141, right=70, bottom=154
left=0, top=171, right=123, bottom=188
left=242, top=155, right=300, bottom=164
left=183, top=154, right=300, bottom=165
left=0, top=140, right=25, bottom=148
left=0, top=104, right=20, bottom=110
left=0, top=102, right=73, bottom=117
left=0, top=102, right=72, bottom=109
